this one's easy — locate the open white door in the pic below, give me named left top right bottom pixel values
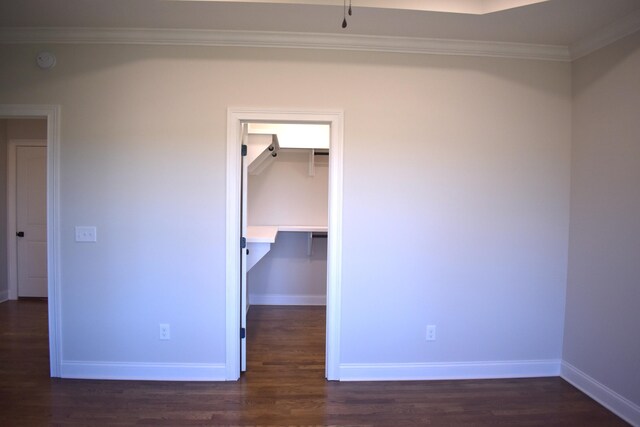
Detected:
left=240, top=123, right=248, bottom=372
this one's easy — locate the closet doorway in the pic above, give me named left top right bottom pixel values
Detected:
left=226, top=109, right=344, bottom=381
left=0, top=104, right=61, bottom=378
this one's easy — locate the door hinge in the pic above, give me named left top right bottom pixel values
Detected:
left=240, top=327, right=246, bottom=339
left=241, top=144, right=247, bottom=156
left=241, top=237, right=247, bottom=249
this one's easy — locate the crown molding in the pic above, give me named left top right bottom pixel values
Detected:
left=0, top=27, right=571, bottom=62
left=570, top=8, right=640, bottom=60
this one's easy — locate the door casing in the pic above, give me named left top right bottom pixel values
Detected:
left=225, top=108, right=344, bottom=380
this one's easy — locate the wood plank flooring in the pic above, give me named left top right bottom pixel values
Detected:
left=0, top=300, right=628, bottom=426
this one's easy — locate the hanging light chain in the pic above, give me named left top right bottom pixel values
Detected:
left=342, top=0, right=352, bottom=29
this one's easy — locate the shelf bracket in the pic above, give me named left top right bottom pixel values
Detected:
left=308, top=149, right=315, bottom=177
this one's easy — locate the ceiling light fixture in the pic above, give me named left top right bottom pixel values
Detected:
left=342, top=0, right=352, bottom=28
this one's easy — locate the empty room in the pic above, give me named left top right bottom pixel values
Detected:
left=0, top=0, right=639, bottom=425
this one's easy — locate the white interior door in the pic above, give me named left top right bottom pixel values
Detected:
left=16, top=146, right=48, bottom=297
left=241, top=123, right=249, bottom=372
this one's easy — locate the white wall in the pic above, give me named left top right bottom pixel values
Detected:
left=563, top=30, right=640, bottom=423
left=248, top=232, right=327, bottom=305
left=0, top=43, right=571, bottom=379
left=248, top=149, right=328, bottom=227
left=6, top=118, right=47, bottom=140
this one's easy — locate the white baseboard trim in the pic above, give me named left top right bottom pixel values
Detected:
left=339, top=359, right=561, bottom=381
left=0, top=290, right=8, bottom=303
left=60, top=360, right=227, bottom=381
left=249, top=294, right=326, bottom=306
left=561, top=361, right=640, bottom=426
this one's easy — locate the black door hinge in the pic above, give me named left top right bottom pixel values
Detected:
left=241, top=237, right=247, bottom=249
left=240, top=328, right=246, bottom=339
left=241, top=144, right=247, bottom=156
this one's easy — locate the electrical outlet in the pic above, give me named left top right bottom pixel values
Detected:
left=426, top=325, right=436, bottom=341
left=75, top=226, right=97, bottom=242
left=159, top=323, right=170, bottom=340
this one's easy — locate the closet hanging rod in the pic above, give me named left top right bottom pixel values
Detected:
left=311, top=232, right=328, bottom=238
left=313, top=152, right=329, bottom=156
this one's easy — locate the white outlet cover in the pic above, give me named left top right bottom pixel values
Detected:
left=36, top=52, right=56, bottom=69
left=75, top=226, right=97, bottom=242
left=159, top=323, right=170, bottom=340
left=426, top=325, right=437, bottom=341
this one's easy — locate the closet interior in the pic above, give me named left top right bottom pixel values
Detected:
left=244, top=123, right=330, bottom=309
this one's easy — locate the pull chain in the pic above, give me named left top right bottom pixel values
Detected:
left=342, top=0, right=352, bottom=28
left=342, top=0, right=347, bottom=28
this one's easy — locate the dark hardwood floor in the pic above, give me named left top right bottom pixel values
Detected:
left=0, top=300, right=628, bottom=426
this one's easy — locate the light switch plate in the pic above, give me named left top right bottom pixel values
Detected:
left=75, top=226, right=97, bottom=242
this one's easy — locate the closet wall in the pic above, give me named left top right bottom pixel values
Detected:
left=247, top=142, right=329, bottom=305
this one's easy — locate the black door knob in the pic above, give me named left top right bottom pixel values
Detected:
left=16, top=231, right=24, bottom=237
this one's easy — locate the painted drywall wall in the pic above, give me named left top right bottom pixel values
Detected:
left=248, top=232, right=327, bottom=305
left=0, top=43, right=570, bottom=378
left=564, top=30, right=640, bottom=416
left=6, top=118, right=47, bottom=140
left=248, top=147, right=329, bottom=304
left=248, top=149, right=328, bottom=227
left=0, top=120, right=6, bottom=301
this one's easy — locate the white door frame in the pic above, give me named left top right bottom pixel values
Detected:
left=225, top=108, right=344, bottom=380
left=7, top=139, right=48, bottom=299
left=0, top=105, right=62, bottom=377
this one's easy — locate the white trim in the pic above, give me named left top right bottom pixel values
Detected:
left=0, top=105, right=62, bottom=378
left=6, top=139, right=47, bottom=301
left=0, top=27, right=570, bottom=62
left=226, top=108, right=344, bottom=381
left=339, top=359, right=561, bottom=381
left=278, top=225, right=328, bottom=232
left=0, top=289, right=8, bottom=303
left=561, top=361, right=640, bottom=426
left=570, top=8, right=640, bottom=60
left=249, top=294, right=326, bottom=306
left=326, top=112, right=344, bottom=381
left=61, top=361, right=226, bottom=381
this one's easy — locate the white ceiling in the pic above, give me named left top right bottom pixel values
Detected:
left=0, top=0, right=639, bottom=46
left=175, top=0, right=551, bottom=15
